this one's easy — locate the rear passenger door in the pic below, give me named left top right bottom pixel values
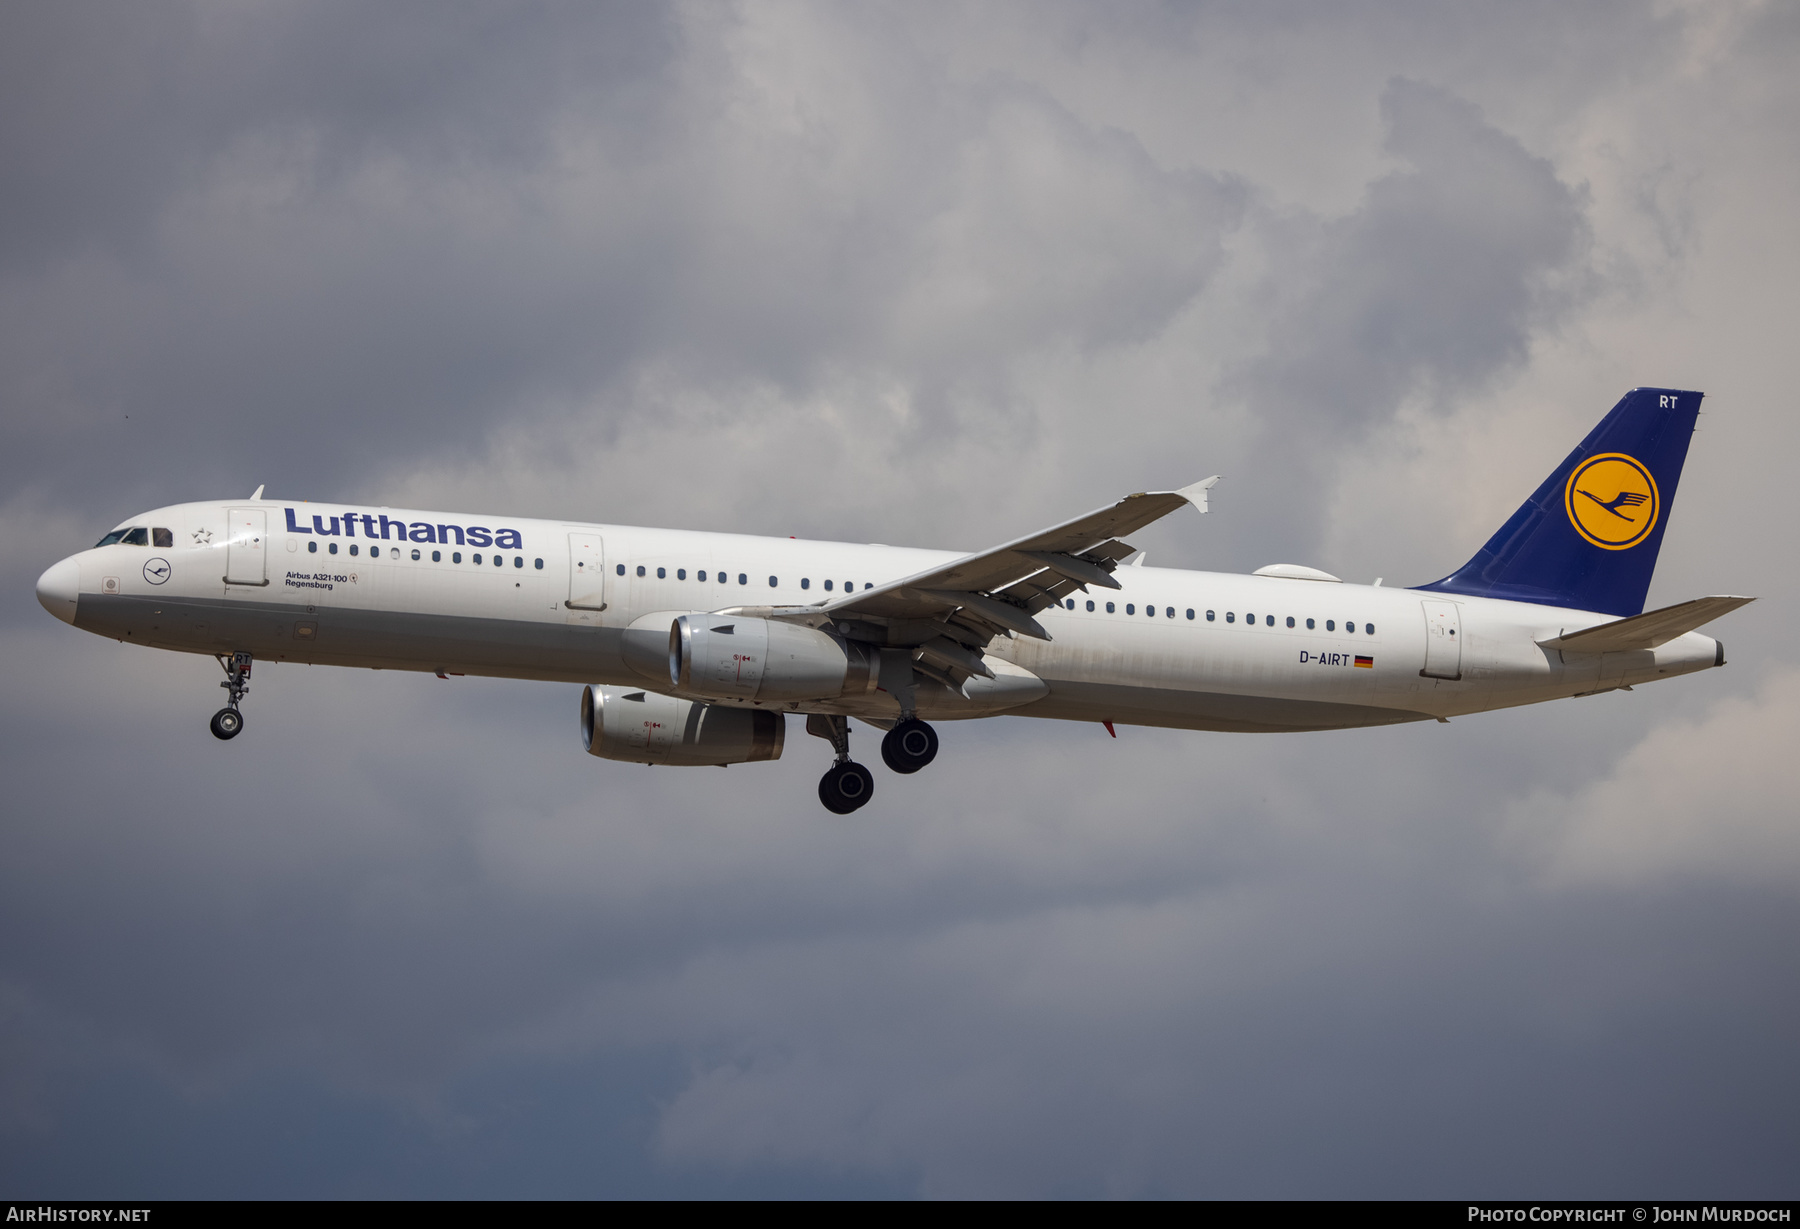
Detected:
left=1419, top=599, right=1462, bottom=680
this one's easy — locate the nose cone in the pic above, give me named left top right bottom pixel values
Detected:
left=36, top=556, right=80, bottom=624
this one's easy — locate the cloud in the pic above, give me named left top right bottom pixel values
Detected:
left=2, top=0, right=1799, bottom=1199
left=1518, top=665, right=1800, bottom=889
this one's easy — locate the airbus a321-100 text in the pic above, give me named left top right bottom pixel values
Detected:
left=35, top=389, right=1751, bottom=812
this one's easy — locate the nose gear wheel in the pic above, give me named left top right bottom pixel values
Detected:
left=211, top=651, right=253, bottom=741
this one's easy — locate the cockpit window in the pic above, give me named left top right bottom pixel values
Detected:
left=95, top=530, right=129, bottom=547
left=152, top=528, right=173, bottom=548
left=119, top=527, right=149, bottom=546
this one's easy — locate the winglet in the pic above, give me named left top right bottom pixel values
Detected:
left=1175, top=475, right=1221, bottom=514
left=249, top=484, right=265, bottom=500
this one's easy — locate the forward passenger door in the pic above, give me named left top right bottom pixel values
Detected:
left=225, top=509, right=268, bottom=586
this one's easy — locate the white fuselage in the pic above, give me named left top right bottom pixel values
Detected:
left=44, top=499, right=1721, bottom=732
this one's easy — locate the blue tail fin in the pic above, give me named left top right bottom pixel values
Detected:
left=1415, top=388, right=1701, bottom=616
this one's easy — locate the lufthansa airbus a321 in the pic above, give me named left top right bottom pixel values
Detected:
left=35, top=389, right=1751, bottom=812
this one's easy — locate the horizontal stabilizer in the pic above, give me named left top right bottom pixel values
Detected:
left=1537, top=595, right=1755, bottom=653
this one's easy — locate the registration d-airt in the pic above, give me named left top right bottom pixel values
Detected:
left=36, top=388, right=1751, bottom=813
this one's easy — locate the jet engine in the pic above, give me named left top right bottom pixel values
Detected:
left=669, top=614, right=879, bottom=703
left=581, top=685, right=784, bottom=766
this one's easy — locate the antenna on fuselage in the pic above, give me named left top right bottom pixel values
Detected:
left=249, top=484, right=265, bottom=500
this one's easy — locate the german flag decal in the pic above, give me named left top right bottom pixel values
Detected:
left=1354, top=655, right=1374, bottom=669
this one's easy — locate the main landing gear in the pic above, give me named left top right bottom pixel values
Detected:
left=807, top=714, right=941, bottom=812
left=210, top=651, right=252, bottom=741
left=880, top=718, right=939, bottom=775
left=808, top=715, right=874, bottom=814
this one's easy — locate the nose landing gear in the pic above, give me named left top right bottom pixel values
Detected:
left=880, top=718, right=938, bottom=774
left=807, top=714, right=874, bottom=814
left=211, top=651, right=252, bottom=741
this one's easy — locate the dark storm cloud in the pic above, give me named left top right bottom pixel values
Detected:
left=0, top=2, right=688, bottom=518
left=1218, top=77, right=1592, bottom=565
left=1258, top=79, right=1588, bottom=420
left=0, top=2, right=675, bottom=273
left=0, top=1, right=1247, bottom=535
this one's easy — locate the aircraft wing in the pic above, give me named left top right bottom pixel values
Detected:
left=810, top=476, right=1220, bottom=644
left=1537, top=594, right=1755, bottom=653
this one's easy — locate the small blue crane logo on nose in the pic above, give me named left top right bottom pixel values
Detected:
left=143, top=558, right=171, bottom=585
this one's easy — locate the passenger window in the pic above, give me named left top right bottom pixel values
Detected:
left=121, top=527, right=148, bottom=546
left=616, top=564, right=625, bottom=575
left=1246, top=612, right=1254, bottom=625
left=329, top=542, right=339, bottom=555
left=1166, top=607, right=1174, bottom=618
left=801, top=578, right=810, bottom=590
left=1346, top=622, right=1357, bottom=634
left=739, top=573, right=747, bottom=585
left=635, top=565, right=644, bottom=577
left=353, top=544, right=363, bottom=557
left=1065, top=599, right=1075, bottom=609
left=1206, top=610, right=1214, bottom=621
left=1126, top=603, right=1135, bottom=615
left=1226, top=612, right=1234, bottom=623
left=1286, top=616, right=1294, bottom=628
left=657, top=567, right=666, bottom=579
left=432, top=550, right=441, bottom=562
left=412, top=549, right=422, bottom=561
left=473, top=553, right=482, bottom=564
left=1186, top=609, right=1195, bottom=620
left=1366, top=623, right=1375, bottom=635
left=1106, top=602, right=1115, bottom=613
left=1266, top=615, right=1274, bottom=627
left=152, top=528, right=173, bottom=548
left=677, top=568, right=686, bottom=580
left=455, top=552, right=463, bottom=564
left=1306, top=618, right=1314, bottom=629
left=514, top=556, right=523, bottom=568
left=535, top=558, right=543, bottom=570
left=308, top=541, right=318, bottom=554
left=1086, top=600, right=1095, bottom=612
left=1326, top=620, right=1335, bottom=631
left=769, top=576, right=777, bottom=587
left=824, top=580, right=833, bottom=591
left=493, top=554, right=502, bottom=567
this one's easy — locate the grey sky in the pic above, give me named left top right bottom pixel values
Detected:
left=2, top=0, right=1796, bottom=1197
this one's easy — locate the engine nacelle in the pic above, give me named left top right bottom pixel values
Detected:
left=581, top=685, right=784, bottom=766
left=669, top=614, right=878, bottom=703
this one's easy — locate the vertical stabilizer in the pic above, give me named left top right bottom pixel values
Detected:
left=1415, top=388, right=1701, bottom=616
